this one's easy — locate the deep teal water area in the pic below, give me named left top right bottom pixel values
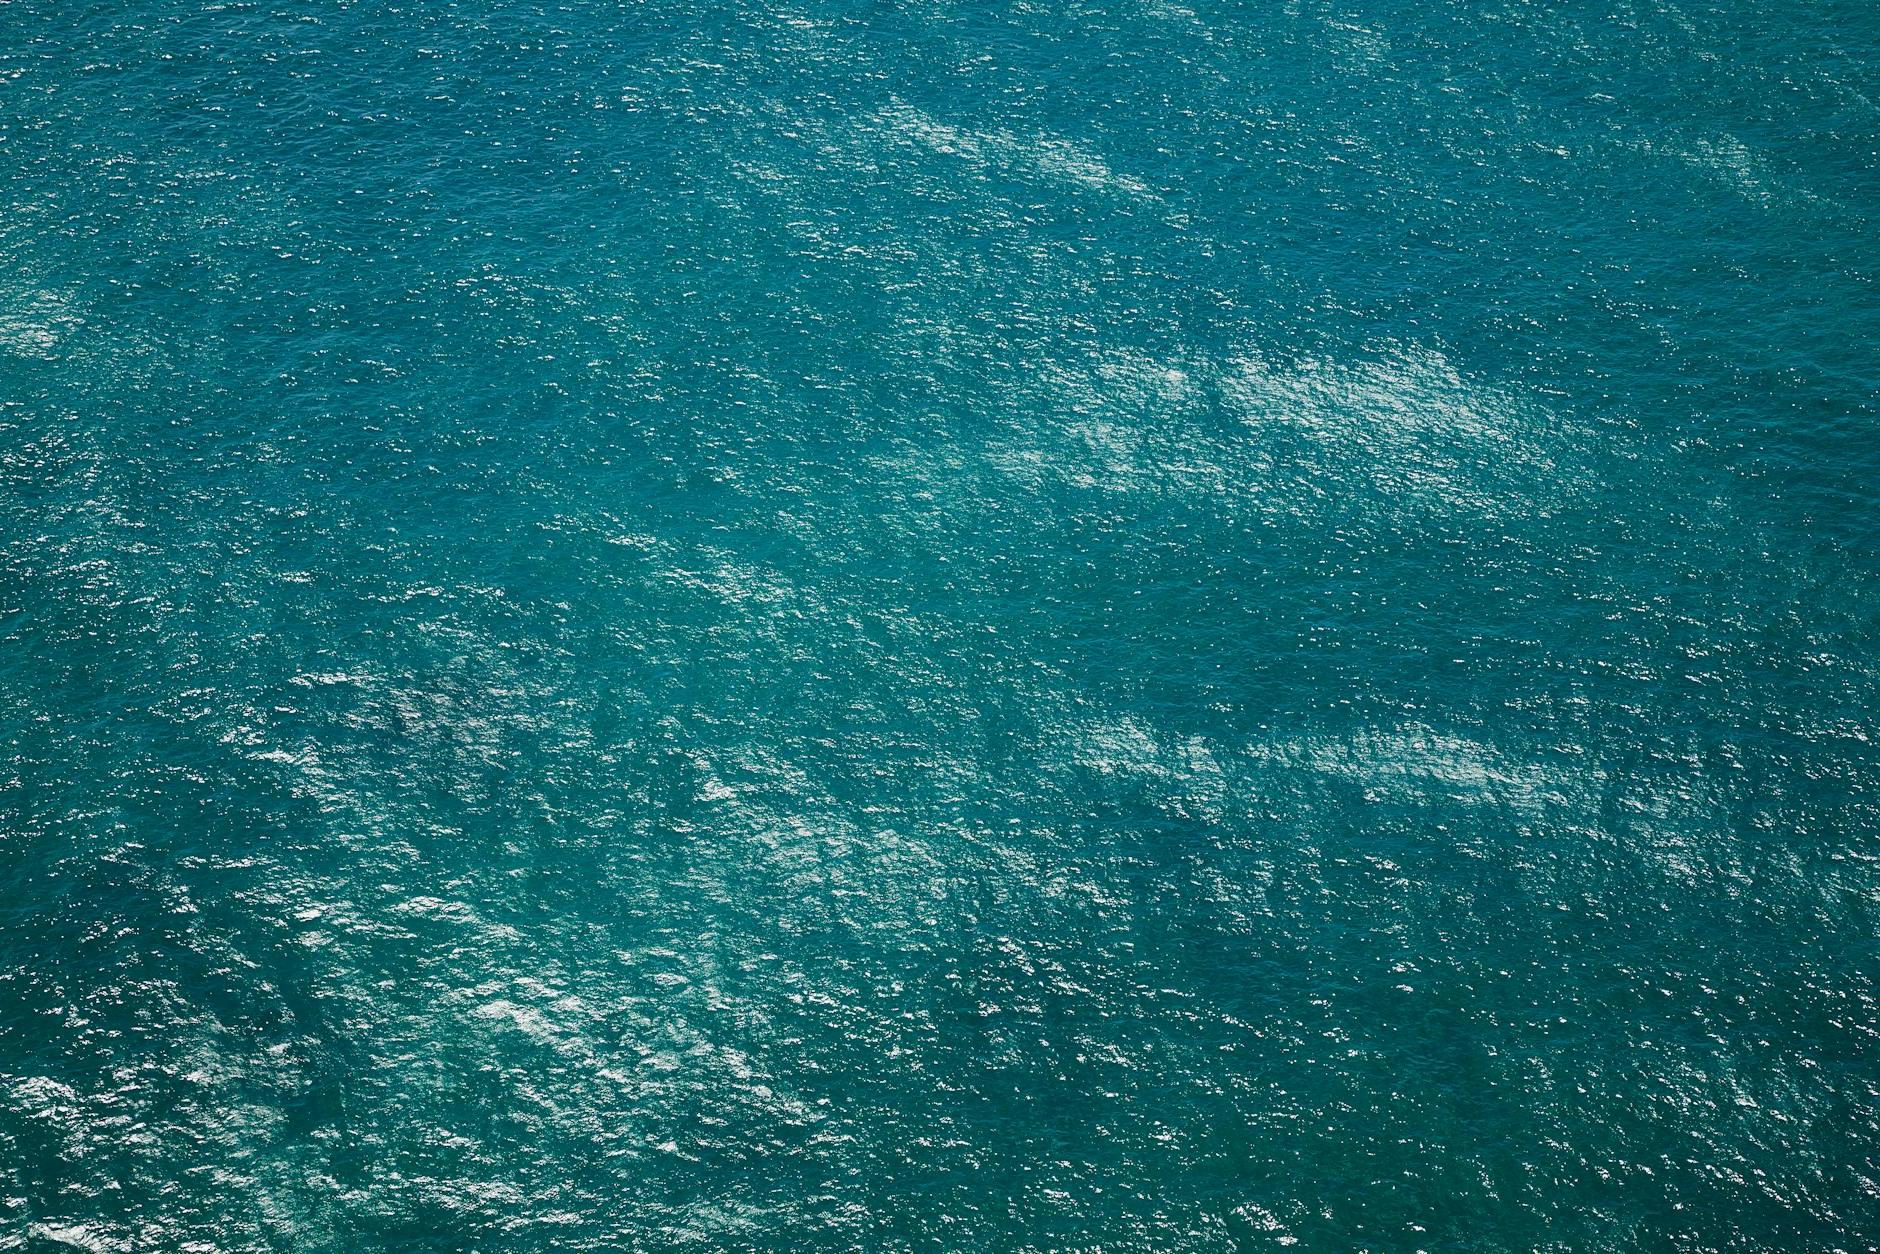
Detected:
left=2, top=0, right=1878, bottom=1247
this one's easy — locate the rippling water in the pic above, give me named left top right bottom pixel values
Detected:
left=3, top=0, right=1878, bottom=1248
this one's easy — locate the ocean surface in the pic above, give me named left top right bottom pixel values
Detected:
left=2, top=0, right=1878, bottom=1248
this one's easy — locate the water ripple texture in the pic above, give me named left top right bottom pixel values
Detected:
left=1, top=0, right=1877, bottom=1248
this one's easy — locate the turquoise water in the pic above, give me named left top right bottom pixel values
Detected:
left=2, top=0, right=1877, bottom=1247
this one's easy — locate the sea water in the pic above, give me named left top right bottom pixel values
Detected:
left=1, top=0, right=1876, bottom=1247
